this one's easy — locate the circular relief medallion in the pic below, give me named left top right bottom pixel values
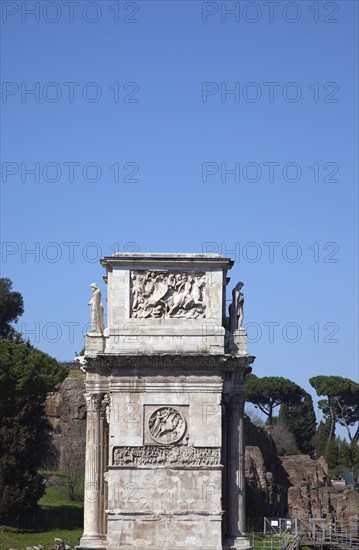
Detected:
left=148, top=407, right=186, bottom=445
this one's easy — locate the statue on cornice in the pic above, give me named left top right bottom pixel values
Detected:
left=229, top=281, right=244, bottom=332
left=88, top=283, right=105, bottom=334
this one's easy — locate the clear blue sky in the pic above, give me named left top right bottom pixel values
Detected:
left=1, top=1, right=358, bottom=421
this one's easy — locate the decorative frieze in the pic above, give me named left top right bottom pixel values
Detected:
left=130, top=270, right=206, bottom=319
left=113, top=445, right=221, bottom=467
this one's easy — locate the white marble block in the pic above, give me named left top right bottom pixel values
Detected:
left=79, top=253, right=254, bottom=550
left=99, top=253, right=232, bottom=355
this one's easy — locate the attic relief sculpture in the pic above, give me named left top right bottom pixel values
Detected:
left=130, top=270, right=206, bottom=319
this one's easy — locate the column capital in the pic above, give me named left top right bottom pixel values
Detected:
left=85, top=392, right=103, bottom=412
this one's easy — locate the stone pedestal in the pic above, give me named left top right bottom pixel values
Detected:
left=85, top=333, right=106, bottom=354
left=227, top=329, right=247, bottom=356
left=78, top=254, right=255, bottom=550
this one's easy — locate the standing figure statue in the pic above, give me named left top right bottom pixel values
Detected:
left=89, top=283, right=105, bottom=334
left=229, top=281, right=244, bottom=332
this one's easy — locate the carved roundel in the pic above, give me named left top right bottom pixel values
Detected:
left=148, top=406, right=186, bottom=445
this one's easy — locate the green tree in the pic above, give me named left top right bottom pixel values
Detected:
left=349, top=440, right=359, bottom=469
left=245, top=374, right=305, bottom=425
left=0, top=339, right=68, bottom=519
left=0, top=278, right=24, bottom=339
left=279, top=392, right=317, bottom=455
left=325, top=437, right=355, bottom=475
left=326, top=437, right=340, bottom=470
left=0, top=281, right=68, bottom=520
left=310, top=376, right=359, bottom=443
left=337, top=437, right=351, bottom=468
left=313, top=419, right=332, bottom=458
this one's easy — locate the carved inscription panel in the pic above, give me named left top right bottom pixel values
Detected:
left=130, top=270, right=206, bottom=319
left=113, top=445, right=221, bottom=467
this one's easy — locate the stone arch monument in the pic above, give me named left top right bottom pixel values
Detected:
left=78, top=253, right=255, bottom=550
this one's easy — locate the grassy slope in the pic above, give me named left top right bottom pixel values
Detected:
left=0, top=486, right=83, bottom=550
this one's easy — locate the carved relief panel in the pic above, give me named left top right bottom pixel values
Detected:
left=144, top=405, right=189, bottom=445
left=113, top=445, right=221, bottom=467
left=130, top=270, right=206, bottom=319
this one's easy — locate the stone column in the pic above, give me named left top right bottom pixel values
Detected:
left=238, top=400, right=246, bottom=536
left=80, top=392, right=104, bottom=547
left=221, top=398, right=229, bottom=539
left=99, top=394, right=109, bottom=537
left=224, top=393, right=248, bottom=549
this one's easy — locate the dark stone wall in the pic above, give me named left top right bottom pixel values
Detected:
left=45, top=375, right=86, bottom=470
left=244, top=418, right=359, bottom=530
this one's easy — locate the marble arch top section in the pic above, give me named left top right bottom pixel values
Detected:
left=92, top=253, right=234, bottom=355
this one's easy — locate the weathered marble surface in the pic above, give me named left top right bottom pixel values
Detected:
left=130, top=270, right=206, bottom=319
left=80, top=254, right=254, bottom=550
left=113, top=445, right=221, bottom=467
left=96, top=253, right=233, bottom=355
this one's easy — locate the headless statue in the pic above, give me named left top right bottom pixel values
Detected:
left=229, top=281, right=244, bottom=332
left=89, top=283, right=105, bottom=334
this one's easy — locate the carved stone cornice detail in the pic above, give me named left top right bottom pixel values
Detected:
left=84, top=354, right=255, bottom=373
